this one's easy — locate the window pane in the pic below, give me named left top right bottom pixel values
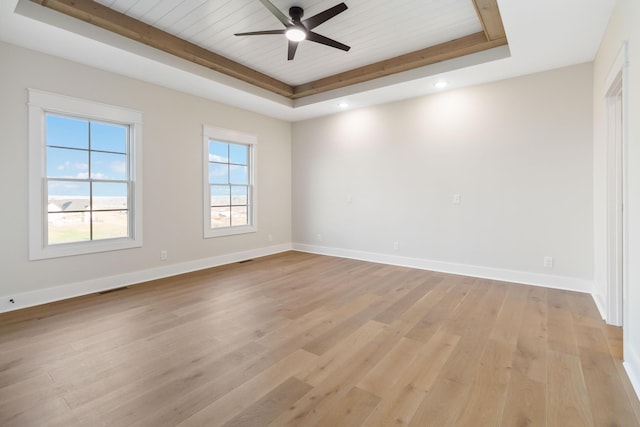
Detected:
left=209, top=163, right=228, bottom=184
left=46, top=114, right=88, bottom=149
left=93, top=182, right=128, bottom=210
left=230, top=165, right=248, bottom=185
left=47, top=147, right=88, bottom=178
left=48, top=181, right=90, bottom=210
left=93, top=210, right=129, bottom=240
left=209, top=141, right=228, bottom=162
left=91, top=151, right=127, bottom=180
left=91, top=122, right=127, bottom=153
left=211, top=185, right=230, bottom=206
left=211, top=206, right=231, bottom=228
left=231, top=206, right=248, bottom=226
left=229, top=143, right=248, bottom=165
left=48, top=212, right=90, bottom=244
left=231, top=186, right=248, bottom=205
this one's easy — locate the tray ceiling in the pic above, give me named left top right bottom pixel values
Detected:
left=27, top=0, right=507, bottom=99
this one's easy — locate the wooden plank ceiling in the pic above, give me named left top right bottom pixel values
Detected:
left=29, top=0, right=507, bottom=100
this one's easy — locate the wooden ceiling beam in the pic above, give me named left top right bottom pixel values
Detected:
left=472, top=0, right=507, bottom=41
left=292, top=32, right=507, bottom=99
left=29, top=0, right=508, bottom=101
left=31, top=0, right=295, bottom=97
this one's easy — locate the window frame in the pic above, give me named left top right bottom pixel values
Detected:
left=203, top=125, right=257, bottom=238
left=28, top=89, right=143, bottom=260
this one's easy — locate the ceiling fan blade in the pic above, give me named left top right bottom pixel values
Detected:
left=235, top=29, right=286, bottom=36
left=258, top=0, right=292, bottom=27
left=307, top=31, right=350, bottom=52
left=288, top=40, right=299, bottom=60
left=303, top=3, right=348, bottom=30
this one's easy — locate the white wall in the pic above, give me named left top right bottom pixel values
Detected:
left=292, top=64, right=594, bottom=291
left=0, top=41, right=292, bottom=311
left=593, top=0, right=640, bottom=397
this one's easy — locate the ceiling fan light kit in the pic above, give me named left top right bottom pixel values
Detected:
left=286, top=27, right=306, bottom=42
left=235, top=0, right=351, bottom=60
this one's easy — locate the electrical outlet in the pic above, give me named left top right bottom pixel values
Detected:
left=543, top=256, right=553, bottom=268
left=453, top=194, right=461, bottom=205
left=316, top=233, right=323, bottom=242
left=393, top=242, right=399, bottom=250
left=268, top=234, right=273, bottom=242
left=160, top=250, right=168, bottom=261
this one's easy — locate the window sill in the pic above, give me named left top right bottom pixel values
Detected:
left=204, top=225, right=257, bottom=239
left=29, top=237, right=142, bottom=260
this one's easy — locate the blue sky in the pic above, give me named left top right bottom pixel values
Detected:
left=46, top=114, right=128, bottom=198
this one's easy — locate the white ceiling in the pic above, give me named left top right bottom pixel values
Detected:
left=1, top=0, right=616, bottom=122
left=93, top=0, right=482, bottom=86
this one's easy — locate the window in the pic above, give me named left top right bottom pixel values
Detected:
left=203, top=125, right=256, bottom=238
left=28, top=89, right=143, bottom=260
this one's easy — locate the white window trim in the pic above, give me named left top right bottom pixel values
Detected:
left=28, top=89, right=143, bottom=260
left=203, top=125, right=257, bottom=238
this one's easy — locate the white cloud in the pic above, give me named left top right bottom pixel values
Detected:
left=110, top=160, right=126, bottom=175
left=209, top=154, right=228, bottom=162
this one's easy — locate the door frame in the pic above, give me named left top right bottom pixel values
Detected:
left=604, top=41, right=628, bottom=328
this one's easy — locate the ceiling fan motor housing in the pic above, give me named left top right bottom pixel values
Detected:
left=289, top=6, right=304, bottom=21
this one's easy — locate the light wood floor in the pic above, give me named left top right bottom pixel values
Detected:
left=1, top=251, right=639, bottom=426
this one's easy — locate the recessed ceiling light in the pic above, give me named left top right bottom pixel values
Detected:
left=285, top=27, right=306, bottom=42
left=434, top=81, right=448, bottom=89
left=338, top=102, right=349, bottom=109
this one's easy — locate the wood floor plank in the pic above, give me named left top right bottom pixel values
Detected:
left=176, top=349, right=316, bottom=426
left=605, top=325, right=624, bottom=360
left=301, top=293, right=387, bottom=356
left=513, top=286, right=548, bottom=383
left=578, top=349, right=638, bottom=427
left=362, top=331, right=461, bottom=427
left=404, top=275, right=474, bottom=343
left=272, top=323, right=403, bottom=426
left=500, top=368, right=546, bottom=427
left=453, top=338, right=515, bottom=426
left=500, top=286, right=548, bottom=426
left=357, top=336, right=424, bottom=397
left=575, top=319, right=638, bottom=427
left=0, top=251, right=637, bottom=426
left=312, top=386, right=380, bottom=427
left=373, top=276, right=440, bottom=324
left=614, top=360, right=640, bottom=423
left=220, top=377, right=313, bottom=427
left=547, top=290, right=580, bottom=356
left=295, top=320, right=388, bottom=387
left=407, top=377, right=469, bottom=427
left=547, top=349, right=594, bottom=427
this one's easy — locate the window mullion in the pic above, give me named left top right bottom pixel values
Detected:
left=88, top=121, right=93, bottom=241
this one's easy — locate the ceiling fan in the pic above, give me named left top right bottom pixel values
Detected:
left=235, top=0, right=351, bottom=60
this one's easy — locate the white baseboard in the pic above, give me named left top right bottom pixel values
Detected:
left=1, top=243, right=597, bottom=313
left=293, top=243, right=595, bottom=294
left=0, top=243, right=292, bottom=313
left=592, top=292, right=607, bottom=322
left=624, top=347, right=640, bottom=402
